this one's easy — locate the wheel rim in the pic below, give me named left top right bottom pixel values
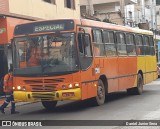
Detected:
left=97, top=83, right=104, bottom=100
left=138, top=76, right=143, bottom=93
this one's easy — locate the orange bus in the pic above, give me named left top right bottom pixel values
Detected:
left=12, top=19, right=157, bottom=110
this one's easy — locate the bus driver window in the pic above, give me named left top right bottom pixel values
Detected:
left=78, top=33, right=91, bottom=57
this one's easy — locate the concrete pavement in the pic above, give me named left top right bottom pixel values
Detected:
left=0, top=96, right=31, bottom=107
left=0, top=78, right=159, bottom=108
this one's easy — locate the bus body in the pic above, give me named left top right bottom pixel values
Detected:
left=12, top=19, right=157, bottom=109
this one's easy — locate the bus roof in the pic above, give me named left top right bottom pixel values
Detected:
left=80, top=19, right=153, bottom=36
left=14, top=18, right=153, bottom=36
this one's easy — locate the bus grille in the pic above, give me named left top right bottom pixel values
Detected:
left=23, top=78, right=65, bottom=92
left=30, top=85, right=57, bottom=92
left=32, top=93, right=55, bottom=100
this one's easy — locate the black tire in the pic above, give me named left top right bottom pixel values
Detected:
left=127, top=74, right=143, bottom=95
left=135, top=74, right=143, bottom=95
left=41, top=101, right=57, bottom=110
left=90, top=79, right=105, bottom=106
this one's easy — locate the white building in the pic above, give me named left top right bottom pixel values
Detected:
left=80, top=0, right=137, bottom=25
left=80, top=0, right=156, bottom=29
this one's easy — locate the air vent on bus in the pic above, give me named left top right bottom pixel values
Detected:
left=32, top=92, right=55, bottom=100
left=24, top=80, right=43, bottom=84
left=44, top=78, right=65, bottom=83
left=30, top=84, right=57, bottom=92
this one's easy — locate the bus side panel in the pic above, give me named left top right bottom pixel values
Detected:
left=79, top=27, right=97, bottom=100
left=118, top=57, right=137, bottom=90
left=104, top=57, right=119, bottom=93
left=137, top=56, right=146, bottom=84
left=145, top=56, right=157, bottom=84
left=81, top=67, right=97, bottom=101
left=81, top=66, right=97, bottom=100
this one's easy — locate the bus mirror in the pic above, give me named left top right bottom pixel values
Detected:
left=79, top=28, right=85, bottom=34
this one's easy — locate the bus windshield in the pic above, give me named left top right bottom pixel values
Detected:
left=13, top=33, right=79, bottom=76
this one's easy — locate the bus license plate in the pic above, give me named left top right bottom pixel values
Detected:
left=62, top=92, right=75, bottom=97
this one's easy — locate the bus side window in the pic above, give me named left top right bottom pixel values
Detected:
left=143, top=36, right=150, bottom=55
left=149, top=36, right=155, bottom=56
left=126, top=33, right=136, bottom=56
left=116, top=32, right=127, bottom=56
left=92, top=29, right=105, bottom=56
left=78, top=33, right=93, bottom=70
left=78, top=33, right=92, bottom=57
left=78, top=34, right=84, bottom=54
left=135, top=35, right=144, bottom=55
left=103, top=30, right=117, bottom=56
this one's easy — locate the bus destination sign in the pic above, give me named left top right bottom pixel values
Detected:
left=14, top=20, right=74, bottom=35
left=34, top=24, right=65, bottom=33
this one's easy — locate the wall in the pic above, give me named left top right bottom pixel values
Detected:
left=9, top=0, right=80, bottom=19
left=0, top=18, right=8, bottom=44
left=0, top=0, right=9, bottom=13
left=0, top=17, right=31, bottom=44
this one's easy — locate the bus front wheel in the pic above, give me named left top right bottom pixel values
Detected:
left=41, top=101, right=57, bottom=110
left=90, top=79, right=105, bottom=106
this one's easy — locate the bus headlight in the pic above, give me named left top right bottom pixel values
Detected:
left=68, top=84, right=73, bottom=88
left=17, top=86, right=21, bottom=90
left=74, top=83, right=79, bottom=87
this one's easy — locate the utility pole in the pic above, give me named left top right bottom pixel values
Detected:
left=120, top=0, right=125, bottom=25
left=86, top=0, right=94, bottom=16
left=154, top=0, right=157, bottom=30
left=141, top=0, right=145, bottom=23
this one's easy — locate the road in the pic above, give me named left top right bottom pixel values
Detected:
left=1, top=79, right=160, bottom=129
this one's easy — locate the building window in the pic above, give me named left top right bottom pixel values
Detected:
left=43, top=0, right=56, bottom=5
left=64, top=0, right=75, bottom=9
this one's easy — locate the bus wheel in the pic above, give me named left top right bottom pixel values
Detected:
left=91, top=79, right=105, bottom=106
left=135, top=74, right=143, bottom=95
left=41, top=101, right=57, bottom=110
left=127, top=74, right=143, bottom=95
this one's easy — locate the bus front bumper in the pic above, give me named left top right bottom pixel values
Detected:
left=13, top=88, right=81, bottom=102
